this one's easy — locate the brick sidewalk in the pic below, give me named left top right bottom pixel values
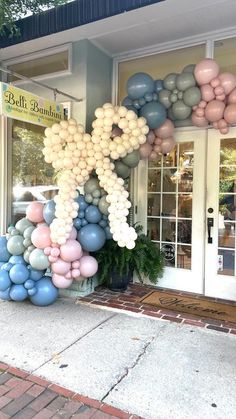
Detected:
left=0, top=363, right=139, bottom=419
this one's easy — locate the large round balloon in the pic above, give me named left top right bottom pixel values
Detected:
left=84, top=178, right=100, bottom=194
left=31, top=225, right=51, bottom=249
left=172, top=100, right=192, bottom=120
left=205, top=100, right=225, bottom=122
left=98, top=196, right=109, bottom=215
left=183, top=86, right=201, bottom=107
left=154, top=119, right=174, bottom=139
left=9, top=264, right=29, bottom=284
left=26, top=202, right=44, bottom=223
left=219, top=73, right=236, bottom=95
left=0, top=287, right=11, bottom=301
left=127, top=72, right=154, bottom=100
left=29, top=248, right=50, bottom=270
left=122, top=150, right=140, bottom=168
left=43, top=200, right=56, bottom=225
left=15, top=218, right=33, bottom=234
left=114, top=161, right=131, bottom=179
left=29, top=276, right=58, bottom=306
left=79, top=256, right=98, bottom=278
left=7, top=235, right=25, bottom=256
left=52, top=273, right=73, bottom=289
left=10, top=284, right=28, bottom=301
left=176, top=73, right=196, bottom=91
left=78, top=224, right=106, bottom=252
left=85, top=205, right=102, bottom=223
left=0, top=270, right=11, bottom=291
left=0, top=236, right=11, bottom=262
left=194, top=59, right=219, bottom=85
left=163, top=73, right=177, bottom=91
left=140, top=101, right=167, bottom=129
left=224, top=104, right=236, bottom=124
left=60, top=239, right=83, bottom=262
left=51, top=258, right=71, bottom=275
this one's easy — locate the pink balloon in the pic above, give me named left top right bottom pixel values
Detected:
left=194, top=59, right=219, bottom=85
left=72, top=261, right=80, bottom=269
left=51, top=247, right=60, bottom=257
left=51, top=258, right=71, bottom=275
left=154, top=137, right=162, bottom=145
left=31, top=225, right=51, bottom=249
left=139, top=142, right=152, bottom=159
left=210, top=77, right=220, bottom=88
left=199, top=100, right=207, bottom=109
left=192, top=105, right=198, bottom=111
left=215, top=94, right=226, bottom=101
left=200, top=84, right=215, bottom=102
left=71, top=269, right=81, bottom=278
left=69, top=226, right=77, bottom=240
left=161, top=137, right=175, bottom=155
left=219, top=72, right=236, bottom=95
left=26, top=202, right=44, bottom=223
left=224, top=104, right=236, bottom=124
left=79, top=256, right=98, bottom=278
left=205, top=100, right=225, bottom=122
left=65, top=271, right=72, bottom=279
left=48, top=255, right=58, bottom=263
left=153, top=145, right=161, bottom=153
left=214, top=86, right=224, bottom=96
left=51, top=243, right=59, bottom=248
left=191, top=112, right=208, bottom=127
left=60, top=239, right=83, bottom=262
left=195, top=108, right=205, bottom=117
left=146, top=130, right=155, bottom=144
left=52, top=273, right=73, bottom=289
left=213, top=122, right=219, bottom=129
left=227, top=87, right=236, bottom=104
left=44, top=246, right=52, bottom=256
left=149, top=151, right=158, bottom=161
left=220, top=127, right=229, bottom=135
left=218, top=119, right=228, bottom=129
left=154, top=119, right=174, bottom=139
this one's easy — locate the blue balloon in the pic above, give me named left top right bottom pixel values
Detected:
left=78, top=210, right=85, bottom=219
left=27, top=266, right=46, bottom=281
left=24, top=279, right=35, bottom=289
left=1, top=262, right=13, bottom=271
left=0, top=262, right=5, bottom=269
left=127, top=72, right=154, bottom=100
left=43, top=200, right=56, bottom=225
left=0, top=270, right=11, bottom=291
left=144, top=92, right=153, bottom=102
left=122, top=96, right=133, bottom=107
left=28, top=287, right=37, bottom=296
left=140, top=101, right=167, bottom=129
left=155, top=79, right=164, bottom=93
left=138, top=98, right=146, bottom=106
left=81, top=219, right=88, bottom=227
left=152, top=93, right=158, bottom=101
left=0, top=287, right=11, bottom=300
left=0, top=236, right=11, bottom=262
left=132, top=100, right=141, bottom=110
left=75, top=195, right=88, bottom=211
left=29, top=276, right=58, bottom=306
left=85, top=205, right=102, bottom=224
left=78, top=224, right=106, bottom=252
left=9, top=255, right=25, bottom=265
left=105, top=226, right=113, bottom=240
left=73, top=217, right=82, bottom=230
left=10, top=284, right=28, bottom=301
left=99, top=220, right=107, bottom=228
left=10, top=264, right=30, bottom=284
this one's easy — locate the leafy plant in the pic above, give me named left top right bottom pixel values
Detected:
left=93, top=225, right=164, bottom=285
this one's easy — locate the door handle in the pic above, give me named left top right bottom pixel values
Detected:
left=207, top=217, right=214, bottom=244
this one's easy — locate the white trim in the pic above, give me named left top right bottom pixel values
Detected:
left=2, top=43, right=73, bottom=85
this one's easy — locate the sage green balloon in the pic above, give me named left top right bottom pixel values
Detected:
left=28, top=245, right=36, bottom=253
left=183, top=86, right=201, bottom=107
left=98, top=195, right=110, bottom=215
left=170, top=93, right=178, bottom=103
left=159, top=89, right=172, bottom=109
left=114, top=161, right=131, bottom=179
left=92, top=189, right=101, bottom=198
left=174, top=118, right=193, bottom=127
left=178, top=91, right=183, bottom=100
left=172, top=100, right=192, bottom=120
left=167, top=106, right=175, bottom=121
left=24, top=249, right=30, bottom=264
left=183, top=64, right=195, bottom=74
left=29, top=248, right=50, bottom=270
left=122, top=150, right=140, bottom=168
left=85, top=193, right=93, bottom=204
left=84, top=178, right=99, bottom=194
left=92, top=198, right=100, bottom=206
left=163, top=73, right=177, bottom=91
left=23, top=226, right=35, bottom=239
left=10, top=228, right=20, bottom=236
left=176, top=73, right=196, bottom=91
left=15, top=217, right=33, bottom=234
left=23, top=238, right=32, bottom=248
left=7, top=235, right=25, bottom=256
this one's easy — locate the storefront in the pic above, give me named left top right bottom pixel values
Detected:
left=0, top=0, right=236, bottom=302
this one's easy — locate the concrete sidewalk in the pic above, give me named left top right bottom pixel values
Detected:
left=0, top=297, right=236, bottom=419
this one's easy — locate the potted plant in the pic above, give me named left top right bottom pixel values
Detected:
left=92, top=225, right=164, bottom=292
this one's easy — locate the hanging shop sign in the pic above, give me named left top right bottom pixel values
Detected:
left=0, top=82, right=64, bottom=127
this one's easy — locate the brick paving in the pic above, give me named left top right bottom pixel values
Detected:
left=76, top=283, right=236, bottom=335
left=0, top=363, right=140, bottom=418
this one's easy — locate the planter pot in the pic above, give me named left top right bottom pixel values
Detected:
left=108, top=267, right=132, bottom=292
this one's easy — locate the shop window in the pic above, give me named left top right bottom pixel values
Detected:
left=4, top=44, right=72, bottom=83
left=214, top=37, right=236, bottom=74
left=118, top=44, right=205, bottom=103
left=11, top=120, right=57, bottom=223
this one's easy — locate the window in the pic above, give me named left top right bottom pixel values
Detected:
left=214, top=37, right=236, bottom=74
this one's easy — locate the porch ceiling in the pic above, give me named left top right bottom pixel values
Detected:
left=1, top=0, right=236, bottom=60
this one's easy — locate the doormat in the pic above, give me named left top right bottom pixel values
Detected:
left=140, top=291, right=236, bottom=323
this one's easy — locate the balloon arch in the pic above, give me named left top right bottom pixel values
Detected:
left=0, top=58, right=236, bottom=306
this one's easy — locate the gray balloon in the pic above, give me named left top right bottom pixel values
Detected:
left=98, top=196, right=110, bottom=215
left=7, top=236, right=25, bottom=256
left=159, top=89, right=172, bottom=109
left=114, top=161, right=131, bottom=179
left=15, top=218, right=33, bottom=234
left=170, top=93, right=178, bottom=103
left=23, top=226, right=35, bottom=239
left=167, top=106, right=176, bottom=121
left=92, top=198, right=100, bottom=206
left=85, top=193, right=93, bottom=204
left=183, top=64, right=196, bottom=74
left=174, top=118, right=193, bottom=127
left=172, top=100, right=192, bottom=120
left=183, top=86, right=201, bottom=107
left=163, top=73, right=178, bottom=91
left=92, top=189, right=101, bottom=198
left=84, top=178, right=99, bottom=194
left=176, top=73, right=196, bottom=91
left=122, top=150, right=140, bottom=168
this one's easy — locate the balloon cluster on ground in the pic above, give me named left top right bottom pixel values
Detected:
left=123, top=58, right=236, bottom=159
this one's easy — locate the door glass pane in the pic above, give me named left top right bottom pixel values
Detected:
left=218, top=137, right=236, bottom=275
left=147, top=141, right=194, bottom=269
left=12, top=120, right=57, bottom=224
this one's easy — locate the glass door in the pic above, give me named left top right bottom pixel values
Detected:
left=205, top=128, right=236, bottom=300
left=135, top=130, right=207, bottom=294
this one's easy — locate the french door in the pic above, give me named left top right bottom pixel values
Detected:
left=134, top=127, right=236, bottom=301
